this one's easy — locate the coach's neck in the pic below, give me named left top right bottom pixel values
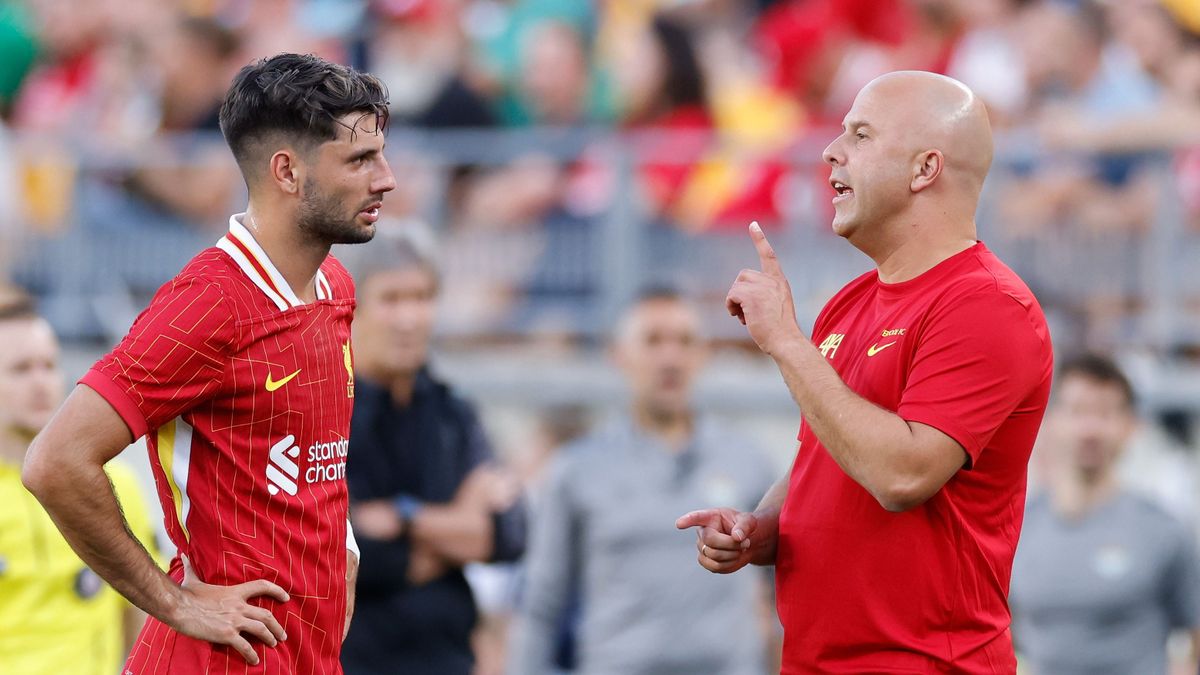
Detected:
left=859, top=191, right=979, bottom=285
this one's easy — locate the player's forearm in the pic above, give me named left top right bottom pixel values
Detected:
left=343, top=549, right=357, bottom=641
left=23, top=449, right=184, bottom=624
left=770, top=335, right=930, bottom=509
left=408, top=504, right=494, bottom=564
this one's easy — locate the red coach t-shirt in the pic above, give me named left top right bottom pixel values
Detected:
left=81, top=215, right=357, bottom=674
left=777, top=242, right=1053, bottom=674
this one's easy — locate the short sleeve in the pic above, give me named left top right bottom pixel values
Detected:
left=80, top=276, right=235, bottom=440
left=896, top=289, right=1050, bottom=464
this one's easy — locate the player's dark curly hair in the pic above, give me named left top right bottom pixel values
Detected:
left=219, top=53, right=389, bottom=173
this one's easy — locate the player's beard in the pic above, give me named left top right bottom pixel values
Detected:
left=297, top=177, right=377, bottom=245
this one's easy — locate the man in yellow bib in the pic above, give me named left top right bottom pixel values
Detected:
left=0, top=296, right=160, bottom=674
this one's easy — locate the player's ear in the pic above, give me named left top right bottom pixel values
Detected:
left=269, top=149, right=302, bottom=196
left=910, top=149, right=943, bottom=193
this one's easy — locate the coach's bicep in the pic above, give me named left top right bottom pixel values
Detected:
left=877, top=421, right=968, bottom=513
left=24, top=385, right=136, bottom=491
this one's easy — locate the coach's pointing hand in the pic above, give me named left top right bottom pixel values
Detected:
left=170, top=554, right=290, bottom=665
left=726, top=222, right=804, bottom=355
left=675, top=507, right=778, bottom=574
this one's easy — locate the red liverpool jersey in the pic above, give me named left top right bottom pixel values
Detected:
left=82, top=215, right=357, bottom=674
left=776, top=243, right=1053, bottom=674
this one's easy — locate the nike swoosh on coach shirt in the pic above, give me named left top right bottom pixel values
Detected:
left=867, top=342, right=897, bottom=357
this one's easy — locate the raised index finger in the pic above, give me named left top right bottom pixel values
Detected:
left=749, top=221, right=782, bottom=278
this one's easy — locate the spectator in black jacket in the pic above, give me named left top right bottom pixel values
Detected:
left=341, top=222, right=526, bottom=675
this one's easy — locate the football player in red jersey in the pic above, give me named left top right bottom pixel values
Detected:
left=23, top=53, right=396, bottom=673
left=678, top=71, right=1053, bottom=674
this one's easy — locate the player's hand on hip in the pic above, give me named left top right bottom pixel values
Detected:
left=676, top=507, right=768, bottom=574
left=726, top=222, right=803, bottom=355
left=170, top=554, right=290, bottom=666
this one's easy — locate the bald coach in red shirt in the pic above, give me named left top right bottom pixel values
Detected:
left=678, top=71, right=1053, bottom=674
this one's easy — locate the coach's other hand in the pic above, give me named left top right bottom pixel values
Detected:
left=170, top=554, right=290, bottom=665
left=675, top=507, right=777, bottom=574
left=726, top=222, right=804, bottom=355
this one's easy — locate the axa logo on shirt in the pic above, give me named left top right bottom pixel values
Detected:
left=819, top=333, right=845, bottom=359
left=266, top=434, right=349, bottom=496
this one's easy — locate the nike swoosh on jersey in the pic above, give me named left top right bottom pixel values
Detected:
left=867, top=341, right=897, bottom=357
left=265, top=369, right=302, bottom=391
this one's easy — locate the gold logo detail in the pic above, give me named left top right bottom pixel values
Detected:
left=265, top=369, right=301, bottom=392
left=343, top=341, right=355, bottom=398
left=818, top=333, right=845, bottom=359
left=867, top=341, right=897, bottom=357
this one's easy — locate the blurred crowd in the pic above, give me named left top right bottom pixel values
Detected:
left=0, top=0, right=1199, bottom=346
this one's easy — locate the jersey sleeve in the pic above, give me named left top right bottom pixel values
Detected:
left=895, top=289, right=1051, bottom=465
left=80, top=276, right=236, bottom=440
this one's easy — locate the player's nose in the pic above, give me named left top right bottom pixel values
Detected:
left=374, top=156, right=398, bottom=194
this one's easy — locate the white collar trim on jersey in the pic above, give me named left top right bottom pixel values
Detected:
left=216, top=213, right=332, bottom=310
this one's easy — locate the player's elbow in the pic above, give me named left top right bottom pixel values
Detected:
left=21, top=434, right=57, bottom=499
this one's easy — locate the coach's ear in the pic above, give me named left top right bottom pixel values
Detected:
left=910, top=149, right=944, bottom=193
left=269, top=149, right=302, bottom=196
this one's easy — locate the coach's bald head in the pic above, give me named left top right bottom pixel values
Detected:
left=872, top=71, right=993, bottom=189
left=822, top=71, right=992, bottom=260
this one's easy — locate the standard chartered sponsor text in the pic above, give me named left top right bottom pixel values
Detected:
left=306, top=438, right=348, bottom=484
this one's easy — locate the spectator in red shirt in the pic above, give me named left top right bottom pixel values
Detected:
left=678, top=70, right=1053, bottom=674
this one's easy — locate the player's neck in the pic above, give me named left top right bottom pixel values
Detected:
left=1052, top=468, right=1118, bottom=520
left=632, top=404, right=694, bottom=453
left=244, top=208, right=330, bottom=304
left=0, top=427, right=33, bottom=468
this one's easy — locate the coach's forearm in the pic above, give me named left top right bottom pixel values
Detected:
left=768, top=334, right=933, bottom=508
left=749, top=476, right=788, bottom=566
left=23, top=445, right=183, bottom=625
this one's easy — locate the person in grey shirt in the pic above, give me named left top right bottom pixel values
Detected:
left=1010, top=354, right=1200, bottom=675
left=507, top=288, right=777, bottom=675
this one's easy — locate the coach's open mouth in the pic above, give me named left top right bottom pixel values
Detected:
left=831, top=179, right=853, bottom=201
